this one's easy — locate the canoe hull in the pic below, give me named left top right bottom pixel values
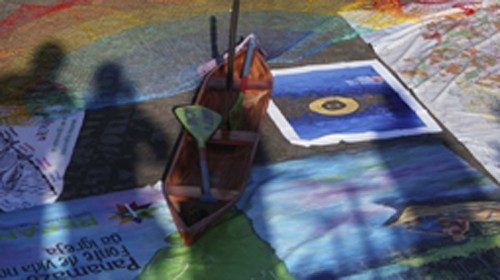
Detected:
left=163, top=36, right=273, bottom=245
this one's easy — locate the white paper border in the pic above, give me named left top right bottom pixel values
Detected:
left=267, top=60, right=441, bottom=147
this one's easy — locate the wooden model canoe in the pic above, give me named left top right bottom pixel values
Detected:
left=163, top=35, right=273, bottom=245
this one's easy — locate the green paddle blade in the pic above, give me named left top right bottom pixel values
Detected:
left=229, top=92, right=245, bottom=130
left=175, top=105, right=222, bottom=148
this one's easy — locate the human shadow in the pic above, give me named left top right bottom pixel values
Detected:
left=0, top=41, right=75, bottom=211
left=61, top=62, right=169, bottom=198
left=0, top=41, right=76, bottom=124
left=0, top=42, right=76, bottom=279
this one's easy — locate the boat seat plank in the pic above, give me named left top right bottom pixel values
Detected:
left=209, top=130, right=258, bottom=145
left=166, top=185, right=239, bottom=201
left=206, top=76, right=272, bottom=90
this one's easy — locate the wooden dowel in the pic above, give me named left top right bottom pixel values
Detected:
left=226, top=0, right=240, bottom=91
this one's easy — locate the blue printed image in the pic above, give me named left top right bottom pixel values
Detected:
left=272, top=65, right=426, bottom=140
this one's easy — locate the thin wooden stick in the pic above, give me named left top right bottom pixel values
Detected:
left=226, top=0, right=240, bottom=91
left=223, top=0, right=240, bottom=128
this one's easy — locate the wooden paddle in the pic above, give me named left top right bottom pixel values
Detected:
left=174, top=105, right=222, bottom=203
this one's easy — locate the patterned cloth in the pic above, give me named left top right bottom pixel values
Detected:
left=364, top=5, right=500, bottom=181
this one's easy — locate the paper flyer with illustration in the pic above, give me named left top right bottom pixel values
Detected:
left=0, top=111, right=84, bottom=211
left=267, top=60, right=441, bottom=147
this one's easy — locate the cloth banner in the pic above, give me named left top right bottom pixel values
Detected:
left=363, top=5, right=500, bottom=181
left=0, top=1, right=365, bottom=110
left=238, top=141, right=500, bottom=279
left=0, top=182, right=293, bottom=280
left=0, top=182, right=176, bottom=280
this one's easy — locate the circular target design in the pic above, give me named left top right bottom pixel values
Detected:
left=309, top=96, right=360, bottom=116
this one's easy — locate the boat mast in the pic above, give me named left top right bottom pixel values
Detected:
left=224, top=0, right=240, bottom=121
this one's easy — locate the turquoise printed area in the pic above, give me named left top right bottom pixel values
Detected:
left=237, top=141, right=499, bottom=279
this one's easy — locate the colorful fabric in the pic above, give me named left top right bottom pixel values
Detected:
left=237, top=141, right=499, bottom=279
left=267, top=60, right=440, bottom=146
left=0, top=0, right=366, bottom=115
left=341, top=0, right=495, bottom=42
left=366, top=5, right=500, bottom=180
left=1, top=1, right=499, bottom=279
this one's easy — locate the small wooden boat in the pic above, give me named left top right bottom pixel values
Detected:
left=163, top=34, right=273, bottom=245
